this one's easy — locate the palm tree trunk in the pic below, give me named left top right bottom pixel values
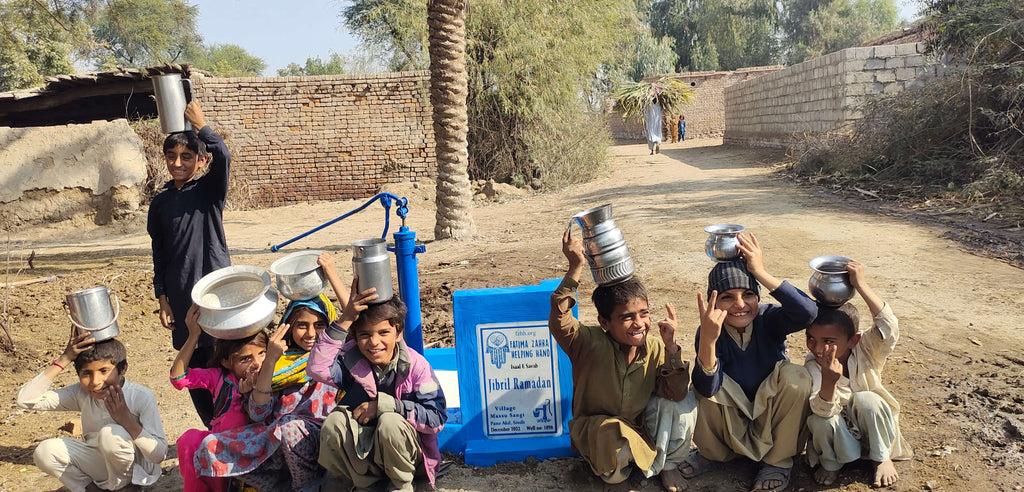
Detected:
left=428, top=0, right=475, bottom=239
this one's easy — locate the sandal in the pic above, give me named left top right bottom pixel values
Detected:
left=751, top=464, right=791, bottom=492
left=678, top=450, right=714, bottom=479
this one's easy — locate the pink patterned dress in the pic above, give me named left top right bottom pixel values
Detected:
left=193, top=366, right=337, bottom=491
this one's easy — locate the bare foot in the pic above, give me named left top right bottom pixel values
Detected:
left=814, top=466, right=840, bottom=486
left=659, top=466, right=687, bottom=492
left=873, top=459, right=898, bottom=488
left=604, top=480, right=639, bottom=492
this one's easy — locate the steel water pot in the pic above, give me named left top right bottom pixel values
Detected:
left=65, top=286, right=121, bottom=342
left=704, top=224, right=745, bottom=261
left=191, top=265, right=279, bottom=340
left=152, top=73, right=193, bottom=133
left=352, top=238, right=394, bottom=303
left=271, top=250, right=327, bottom=301
left=808, top=255, right=855, bottom=306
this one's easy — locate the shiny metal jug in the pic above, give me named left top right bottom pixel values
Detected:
left=352, top=238, right=394, bottom=303
left=569, top=204, right=635, bottom=286
left=704, top=224, right=745, bottom=261
left=808, top=255, right=855, bottom=306
left=152, top=73, right=193, bottom=133
left=65, top=286, right=121, bottom=342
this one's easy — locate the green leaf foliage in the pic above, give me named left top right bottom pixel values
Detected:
left=781, top=0, right=900, bottom=64
left=191, top=43, right=267, bottom=77
left=613, top=77, right=694, bottom=122
left=90, top=0, right=202, bottom=67
left=277, top=53, right=347, bottom=77
left=0, top=0, right=93, bottom=91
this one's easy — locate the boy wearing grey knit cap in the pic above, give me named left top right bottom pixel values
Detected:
left=683, top=233, right=818, bottom=492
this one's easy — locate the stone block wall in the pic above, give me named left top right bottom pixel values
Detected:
left=193, top=71, right=436, bottom=205
left=724, top=43, right=935, bottom=148
left=608, top=66, right=782, bottom=140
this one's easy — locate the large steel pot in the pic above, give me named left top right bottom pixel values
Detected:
left=352, top=238, right=394, bottom=303
left=808, top=255, right=855, bottom=306
left=191, top=265, right=278, bottom=339
left=568, top=204, right=635, bottom=286
left=270, top=250, right=327, bottom=301
left=65, top=286, right=121, bottom=342
left=590, top=257, right=635, bottom=286
left=704, top=224, right=745, bottom=261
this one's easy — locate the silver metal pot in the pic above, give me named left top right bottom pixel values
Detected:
left=582, top=227, right=625, bottom=255
left=191, top=265, right=278, bottom=340
left=808, top=255, right=855, bottom=306
left=572, top=203, right=613, bottom=229
left=152, top=73, right=193, bottom=133
left=590, top=257, right=635, bottom=286
left=704, top=224, right=745, bottom=261
left=586, top=241, right=631, bottom=268
left=270, top=250, right=327, bottom=301
left=65, top=286, right=120, bottom=342
left=352, top=238, right=394, bottom=303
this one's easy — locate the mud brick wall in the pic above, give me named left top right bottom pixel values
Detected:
left=193, top=71, right=435, bottom=205
left=607, top=66, right=782, bottom=141
left=724, top=43, right=937, bottom=149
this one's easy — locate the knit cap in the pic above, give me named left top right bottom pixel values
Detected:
left=707, top=260, right=760, bottom=299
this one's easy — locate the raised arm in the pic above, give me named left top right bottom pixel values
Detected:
left=318, top=251, right=349, bottom=313
left=17, top=330, right=95, bottom=410
left=549, top=228, right=585, bottom=354
left=692, top=291, right=726, bottom=398
left=737, top=233, right=781, bottom=292
left=186, top=101, right=231, bottom=202
left=308, top=278, right=378, bottom=384
left=170, top=305, right=202, bottom=380
left=847, top=260, right=884, bottom=317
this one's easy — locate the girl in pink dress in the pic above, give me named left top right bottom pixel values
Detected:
left=171, top=304, right=268, bottom=492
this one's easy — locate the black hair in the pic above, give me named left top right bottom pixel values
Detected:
left=284, top=305, right=328, bottom=349
left=591, top=277, right=648, bottom=320
left=351, top=297, right=408, bottom=335
left=207, top=331, right=269, bottom=368
left=74, top=338, right=127, bottom=375
left=810, top=303, right=860, bottom=339
left=162, top=130, right=209, bottom=160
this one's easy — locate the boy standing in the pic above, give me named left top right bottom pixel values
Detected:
left=147, top=100, right=231, bottom=427
left=17, top=333, right=167, bottom=491
left=550, top=229, right=694, bottom=492
left=804, top=260, right=912, bottom=488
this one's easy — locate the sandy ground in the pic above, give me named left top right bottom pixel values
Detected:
left=0, top=139, right=1022, bottom=492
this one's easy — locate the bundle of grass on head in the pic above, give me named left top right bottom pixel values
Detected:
left=613, top=77, right=694, bottom=122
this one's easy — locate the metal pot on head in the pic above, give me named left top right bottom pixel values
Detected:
left=191, top=266, right=279, bottom=340
left=704, top=224, right=745, bottom=261
left=568, top=204, right=635, bottom=286
left=152, top=73, right=193, bottom=133
left=352, top=238, right=394, bottom=303
left=65, top=286, right=121, bottom=342
left=270, top=250, right=327, bottom=301
left=808, top=255, right=855, bottom=306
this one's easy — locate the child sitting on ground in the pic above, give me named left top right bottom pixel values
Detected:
left=308, top=280, right=447, bottom=492
left=172, top=307, right=267, bottom=492
left=551, top=229, right=693, bottom=492
left=687, top=233, right=817, bottom=492
left=804, top=259, right=912, bottom=488
left=17, top=332, right=167, bottom=492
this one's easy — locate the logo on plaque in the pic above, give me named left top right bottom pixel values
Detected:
left=477, top=321, right=561, bottom=439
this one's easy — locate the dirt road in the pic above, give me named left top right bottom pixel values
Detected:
left=1, top=139, right=1021, bottom=491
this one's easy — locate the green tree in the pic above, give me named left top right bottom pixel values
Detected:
left=650, top=0, right=780, bottom=71
left=780, top=0, right=899, bottom=63
left=191, top=43, right=266, bottom=76
left=0, top=0, right=92, bottom=91
left=343, top=0, right=631, bottom=189
left=277, top=53, right=346, bottom=76
left=90, top=0, right=202, bottom=67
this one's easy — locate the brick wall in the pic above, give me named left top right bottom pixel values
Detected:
left=724, top=43, right=937, bottom=148
left=607, top=66, right=782, bottom=140
left=193, top=71, right=436, bottom=205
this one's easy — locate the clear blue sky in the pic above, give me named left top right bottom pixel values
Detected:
left=193, top=0, right=359, bottom=76
left=193, top=0, right=923, bottom=77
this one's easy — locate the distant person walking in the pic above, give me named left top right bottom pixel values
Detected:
left=645, top=98, right=663, bottom=155
left=678, top=116, right=686, bottom=142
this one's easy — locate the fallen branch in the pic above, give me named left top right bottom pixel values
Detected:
left=0, top=274, right=65, bottom=289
